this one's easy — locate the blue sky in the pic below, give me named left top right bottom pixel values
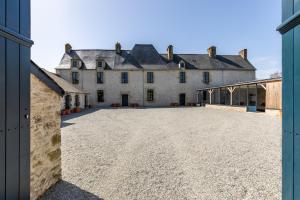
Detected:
left=31, top=0, right=282, bottom=78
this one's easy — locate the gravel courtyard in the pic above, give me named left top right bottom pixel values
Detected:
left=42, top=107, right=281, bottom=200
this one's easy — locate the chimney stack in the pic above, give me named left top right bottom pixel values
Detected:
left=115, top=42, right=122, bottom=54
left=239, top=49, right=248, bottom=60
left=65, top=43, right=72, bottom=54
left=167, top=45, right=174, bottom=61
left=207, top=46, right=216, bottom=58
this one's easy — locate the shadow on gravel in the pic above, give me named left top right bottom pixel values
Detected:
left=39, top=180, right=104, bottom=200
left=61, top=122, right=76, bottom=128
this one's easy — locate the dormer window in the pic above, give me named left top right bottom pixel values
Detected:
left=97, top=60, right=105, bottom=68
left=179, top=60, right=185, bottom=69
left=72, top=59, right=81, bottom=68
left=72, top=60, right=78, bottom=68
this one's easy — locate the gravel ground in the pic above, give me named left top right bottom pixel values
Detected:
left=41, top=107, right=281, bottom=200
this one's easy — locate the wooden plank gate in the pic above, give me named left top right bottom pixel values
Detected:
left=278, top=0, right=300, bottom=199
left=0, top=0, right=32, bottom=199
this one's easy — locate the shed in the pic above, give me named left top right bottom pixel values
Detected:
left=30, top=61, right=64, bottom=200
left=41, top=68, right=88, bottom=111
left=197, top=78, right=282, bottom=114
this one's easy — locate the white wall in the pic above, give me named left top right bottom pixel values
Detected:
left=56, top=68, right=255, bottom=107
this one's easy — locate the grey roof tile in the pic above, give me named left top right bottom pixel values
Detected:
left=42, top=69, right=88, bottom=94
left=56, top=44, right=256, bottom=71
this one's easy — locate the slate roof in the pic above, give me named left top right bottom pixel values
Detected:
left=31, top=61, right=65, bottom=96
left=56, top=44, right=256, bottom=71
left=42, top=69, right=88, bottom=94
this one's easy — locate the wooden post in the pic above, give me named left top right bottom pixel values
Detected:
left=227, top=87, right=236, bottom=106
left=246, top=85, right=249, bottom=106
left=238, top=86, right=241, bottom=106
left=255, top=84, right=258, bottom=110
left=208, top=89, right=213, bottom=104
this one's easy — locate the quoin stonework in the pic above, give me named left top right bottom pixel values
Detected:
left=55, top=43, right=256, bottom=107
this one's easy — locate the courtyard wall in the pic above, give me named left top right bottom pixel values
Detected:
left=30, top=74, right=62, bottom=200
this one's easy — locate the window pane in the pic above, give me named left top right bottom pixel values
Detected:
left=121, top=72, right=128, bottom=83
left=180, top=72, right=186, bottom=83
left=147, top=89, right=154, bottom=101
left=147, top=72, right=153, bottom=83
left=72, top=72, right=79, bottom=84
left=97, top=72, right=103, bottom=84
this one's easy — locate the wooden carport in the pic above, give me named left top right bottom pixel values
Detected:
left=197, top=78, right=282, bottom=112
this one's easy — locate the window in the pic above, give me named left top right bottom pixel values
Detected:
left=203, top=72, right=210, bottom=84
left=179, top=60, right=185, bottom=69
left=179, top=71, right=186, bottom=83
left=72, top=60, right=78, bottom=68
left=97, top=60, right=105, bottom=68
left=121, top=72, right=128, bottom=84
left=72, top=72, right=79, bottom=84
left=147, top=72, right=154, bottom=83
left=97, top=90, right=104, bottom=102
left=97, top=72, right=104, bottom=84
left=147, top=89, right=154, bottom=102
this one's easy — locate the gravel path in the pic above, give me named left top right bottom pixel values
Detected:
left=41, top=108, right=281, bottom=200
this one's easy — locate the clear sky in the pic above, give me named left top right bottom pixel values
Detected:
left=31, top=0, right=282, bottom=79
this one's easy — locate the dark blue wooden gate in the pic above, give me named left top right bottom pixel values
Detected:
left=278, top=0, right=300, bottom=199
left=0, top=0, right=32, bottom=199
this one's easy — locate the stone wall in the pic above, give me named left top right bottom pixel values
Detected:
left=30, top=74, right=62, bottom=200
left=56, top=68, right=255, bottom=107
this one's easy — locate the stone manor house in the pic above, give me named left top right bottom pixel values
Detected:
left=55, top=43, right=256, bottom=107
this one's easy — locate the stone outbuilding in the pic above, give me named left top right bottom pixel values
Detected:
left=42, top=69, right=88, bottom=111
left=30, top=61, right=64, bottom=200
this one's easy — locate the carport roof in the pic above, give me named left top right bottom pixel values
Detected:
left=197, top=77, right=282, bottom=91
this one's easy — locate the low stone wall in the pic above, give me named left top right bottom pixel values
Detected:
left=205, top=104, right=247, bottom=112
left=30, top=75, right=62, bottom=200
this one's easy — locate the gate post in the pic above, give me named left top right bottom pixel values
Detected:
left=277, top=0, right=300, bottom=199
left=0, top=0, right=33, bottom=199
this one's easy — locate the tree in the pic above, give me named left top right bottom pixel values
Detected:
left=270, top=71, right=282, bottom=79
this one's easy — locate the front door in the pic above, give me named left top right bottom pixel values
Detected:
left=179, top=93, right=186, bottom=106
left=122, top=94, right=129, bottom=107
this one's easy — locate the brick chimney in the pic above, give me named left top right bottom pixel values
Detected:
left=167, top=45, right=174, bottom=61
left=115, top=42, right=122, bottom=54
left=239, top=49, right=248, bottom=60
left=207, top=46, right=216, bottom=58
left=65, top=43, right=72, bottom=54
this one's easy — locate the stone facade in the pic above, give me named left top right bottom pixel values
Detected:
left=56, top=68, right=255, bottom=107
left=30, top=74, right=62, bottom=200
left=55, top=43, right=256, bottom=107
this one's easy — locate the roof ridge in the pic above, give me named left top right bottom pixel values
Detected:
left=72, top=49, right=131, bottom=51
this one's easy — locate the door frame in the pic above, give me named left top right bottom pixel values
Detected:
left=179, top=93, right=186, bottom=106
left=121, top=94, right=129, bottom=107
